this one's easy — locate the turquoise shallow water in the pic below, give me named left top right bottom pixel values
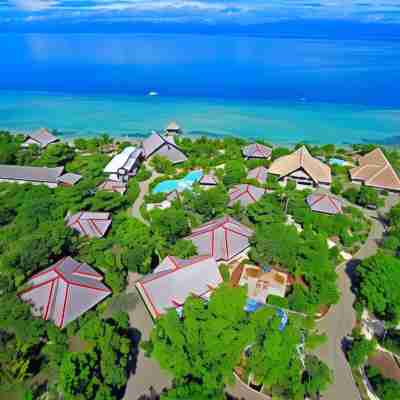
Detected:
left=0, top=90, right=399, bottom=145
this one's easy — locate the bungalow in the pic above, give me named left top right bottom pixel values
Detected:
left=136, top=255, right=222, bottom=319
left=185, top=216, right=254, bottom=262
left=306, top=193, right=343, bottom=215
left=142, top=132, right=187, bottom=164
left=98, top=179, right=127, bottom=195
left=21, top=128, right=59, bottom=149
left=228, top=184, right=266, bottom=207
left=0, top=165, right=82, bottom=188
left=57, top=173, right=82, bottom=187
left=199, top=172, right=218, bottom=186
left=19, top=257, right=111, bottom=328
left=235, top=264, right=288, bottom=304
left=247, top=166, right=268, bottom=184
left=165, top=121, right=182, bottom=135
left=268, top=146, right=331, bottom=188
left=103, top=146, right=143, bottom=183
left=242, top=143, right=272, bottom=160
left=350, top=148, right=400, bottom=192
left=0, top=164, right=64, bottom=188
left=66, top=212, right=112, bottom=238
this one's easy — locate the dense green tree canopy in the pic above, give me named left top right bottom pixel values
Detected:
left=148, top=285, right=251, bottom=399
left=356, top=253, right=400, bottom=323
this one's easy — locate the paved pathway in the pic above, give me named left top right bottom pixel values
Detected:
left=124, top=283, right=171, bottom=400
left=227, top=376, right=271, bottom=400
left=315, top=194, right=398, bottom=400
left=131, top=168, right=160, bottom=225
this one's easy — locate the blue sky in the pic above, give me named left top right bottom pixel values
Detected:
left=3, top=0, right=400, bottom=32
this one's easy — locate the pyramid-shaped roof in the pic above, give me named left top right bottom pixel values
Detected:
left=242, top=143, right=272, bottom=159
left=185, top=216, right=253, bottom=261
left=19, top=257, right=111, bottom=328
left=25, top=128, right=58, bottom=148
left=137, top=255, right=222, bottom=318
left=228, top=184, right=266, bottom=207
left=306, top=193, right=343, bottom=215
left=199, top=173, right=218, bottom=186
left=269, top=146, right=331, bottom=185
left=66, top=211, right=112, bottom=238
left=247, top=166, right=268, bottom=184
left=350, top=148, right=400, bottom=191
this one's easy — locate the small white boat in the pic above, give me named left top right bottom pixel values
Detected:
left=148, top=91, right=158, bottom=96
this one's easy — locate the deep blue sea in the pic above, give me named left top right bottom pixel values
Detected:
left=1, top=33, right=400, bottom=145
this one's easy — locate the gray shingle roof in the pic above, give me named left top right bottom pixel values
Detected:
left=25, top=128, right=58, bottom=148
left=247, top=166, right=268, bottom=184
left=19, top=257, right=111, bottom=328
left=242, top=143, right=272, bottom=159
left=306, top=193, right=343, bottom=215
left=66, top=212, right=112, bottom=238
left=199, top=173, right=218, bottom=186
left=185, top=216, right=253, bottom=261
left=98, top=180, right=127, bottom=195
left=228, top=184, right=266, bottom=207
left=0, top=165, right=64, bottom=183
left=142, top=133, right=187, bottom=164
left=136, top=255, right=222, bottom=318
left=57, top=173, right=82, bottom=186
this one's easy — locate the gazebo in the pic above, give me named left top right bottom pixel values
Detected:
left=165, top=121, right=182, bottom=135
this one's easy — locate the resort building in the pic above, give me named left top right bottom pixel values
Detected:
left=350, top=148, right=400, bottom=192
left=185, top=216, right=254, bottom=262
left=0, top=164, right=77, bottom=188
left=21, top=128, right=59, bottom=149
left=268, top=146, right=332, bottom=188
left=233, top=264, right=288, bottom=304
left=136, top=255, right=223, bottom=319
left=306, top=193, right=343, bottom=215
left=242, top=143, right=272, bottom=160
left=228, top=184, right=266, bottom=207
left=57, top=172, right=82, bottom=187
left=103, top=146, right=143, bottom=183
left=66, top=212, right=112, bottom=238
left=164, top=121, right=182, bottom=135
left=247, top=166, right=268, bottom=184
left=199, top=172, right=218, bottom=186
left=142, top=132, right=187, bottom=164
left=98, top=179, right=127, bottom=195
left=19, top=257, right=111, bottom=329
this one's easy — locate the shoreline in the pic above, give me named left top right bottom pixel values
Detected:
left=5, top=128, right=400, bottom=150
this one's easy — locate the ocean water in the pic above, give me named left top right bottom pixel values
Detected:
left=1, top=33, right=400, bottom=145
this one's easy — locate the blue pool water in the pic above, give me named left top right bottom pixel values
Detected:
left=329, top=158, right=346, bottom=166
left=153, top=170, right=203, bottom=194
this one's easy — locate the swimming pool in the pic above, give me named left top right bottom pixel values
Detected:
left=329, top=158, right=346, bottom=166
left=153, top=170, right=203, bottom=194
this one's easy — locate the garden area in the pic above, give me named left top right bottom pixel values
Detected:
left=144, top=284, right=332, bottom=400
